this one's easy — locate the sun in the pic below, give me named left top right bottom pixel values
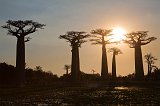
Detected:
left=110, top=27, right=127, bottom=42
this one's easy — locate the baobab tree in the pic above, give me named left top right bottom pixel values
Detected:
left=124, top=31, right=157, bottom=80
left=2, top=20, right=45, bottom=85
left=90, top=29, right=112, bottom=78
left=59, top=31, right=90, bottom=81
left=144, top=53, right=157, bottom=76
left=108, top=47, right=122, bottom=79
left=64, top=64, right=71, bottom=75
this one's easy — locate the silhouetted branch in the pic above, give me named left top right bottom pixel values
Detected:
left=90, top=29, right=112, bottom=45
left=2, top=20, right=45, bottom=37
left=108, top=47, right=122, bottom=55
left=91, top=29, right=112, bottom=36
left=24, top=37, right=31, bottom=42
left=59, top=31, right=90, bottom=47
left=124, top=31, right=157, bottom=47
left=141, top=37, right=157, bottom=45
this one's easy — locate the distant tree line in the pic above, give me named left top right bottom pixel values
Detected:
left=0, top=62, right=58, bottom=86
left=1, top=62, right=160, bottom=86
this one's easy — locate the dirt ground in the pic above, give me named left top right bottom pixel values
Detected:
left=0, top=85, right=160, bottom=106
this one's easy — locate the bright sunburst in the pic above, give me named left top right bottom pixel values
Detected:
left=110, top=27, right=127, bottom=42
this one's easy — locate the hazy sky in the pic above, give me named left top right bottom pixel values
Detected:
left=0, top=0, right=160, bottom=76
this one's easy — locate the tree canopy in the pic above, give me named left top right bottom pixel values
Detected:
left=124, top=31, right=157, bottom=48
left=108, top=47, right=122, bottom=55
left=90, top=29, right=112, bottom=45
left=59, top=31, right=90, bottom=47
left=2, top=20, right=45, bottom=38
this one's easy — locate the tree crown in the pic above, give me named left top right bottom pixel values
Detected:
left=90, top=29, right=112, bottom=45
left=108, top=47, right=122, bottom=55
left=59, top=31, right=90, bottom=47
left=124, top=31, right=157, bottom=48
left=2, top=20, right=45, bottom=38
left=144, top=53, right=157, bottom=65
left=64, top=65, right=71, bottom=70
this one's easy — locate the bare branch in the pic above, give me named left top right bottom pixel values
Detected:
left=141, top=37, right=157, bottom=45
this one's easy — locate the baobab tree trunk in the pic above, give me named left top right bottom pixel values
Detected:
left=16, top=36, right=25, bottom=85
left=149, top=64, right=152, bottom=75
left=147, top=63, right=150, bottom=75
left=135, top=44, right=144, bottom=80
left=71, top=45, right=76, bottom=81
left=76, top=45, right=80, bottom=80
left=147, top=63, right=152, bottom=79
left=66, top=69, right=68, bottom=75
left=71, top=44, right=80, bottom=81
left=112, top=52, right=116, bottom=79
left=101, top=44, right=108, bottom=78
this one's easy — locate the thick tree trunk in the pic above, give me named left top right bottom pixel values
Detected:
left=147, top=63, right=150, bottom=75
left=16, top=36, right=25, bottom=85
left=76, top=46, right=80, bottom=80
left=147, top=63, right=152, bottom=79
left=112, top=52, right=116, bottom=79
left=135, top=44, right=144, bottom=80
left=149, top=64, right=152, bottom=75
left=66, top=69, right=68, bottom=75
left=101, top=44, right=108, bottom=78
left=71, top=45, right=76, bottom=81
left=71, top=44, right=80, bottom=81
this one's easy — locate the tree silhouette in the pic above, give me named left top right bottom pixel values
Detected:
left=124, top=31, right=157, bottom=80
left=90, top=29, right=112, bottom=78
left=144, top=53, right=157, bottom=76
left=59, top=31, right=90, bottom=81
left=34, top=66, right=43, bottom=72
left=64, top=64, right=71, bottom=75
left=91, top=69, right=96, bottom=75
left=2, top=20, right=45, bottom=85
left=108, top=47, right=122, bottom=79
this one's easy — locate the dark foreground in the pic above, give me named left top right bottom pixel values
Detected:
left=0, top=83, right=160, bottom=106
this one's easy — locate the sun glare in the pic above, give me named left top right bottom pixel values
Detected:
left=110, top=27, right=127, bottom=42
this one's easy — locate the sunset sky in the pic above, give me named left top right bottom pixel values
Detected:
left=0, top=0, right=160, bottom=76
